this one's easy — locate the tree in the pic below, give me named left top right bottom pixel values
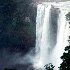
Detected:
left=44, top=63, right=55, bottom=70
left=59, top=45, right=70, bottom=70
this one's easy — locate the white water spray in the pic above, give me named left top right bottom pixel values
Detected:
left=34, top=2, right=70, bottom=70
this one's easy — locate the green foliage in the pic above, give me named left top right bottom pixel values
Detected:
left=44, top=63, right=55, bottom=70
left=59, top=45, right=70, bottom=70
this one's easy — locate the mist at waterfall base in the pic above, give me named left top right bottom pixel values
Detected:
left=33, top=2, right=70, bottom=70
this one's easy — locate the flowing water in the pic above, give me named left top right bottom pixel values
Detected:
left=34, top=2, right=70, bottom=70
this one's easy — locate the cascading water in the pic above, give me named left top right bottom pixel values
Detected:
left=34, top=2, right=70, bottom=70
left=51, top=8, right=68, bottom=70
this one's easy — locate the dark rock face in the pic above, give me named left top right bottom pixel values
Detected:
left=0, top=0, right=37, bottom=70
left=0, top=0, right=36, bottom=53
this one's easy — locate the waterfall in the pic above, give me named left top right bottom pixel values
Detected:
left=34, top=2, right=70, bottom=70
left=51, top=8, right=68, bottom=70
